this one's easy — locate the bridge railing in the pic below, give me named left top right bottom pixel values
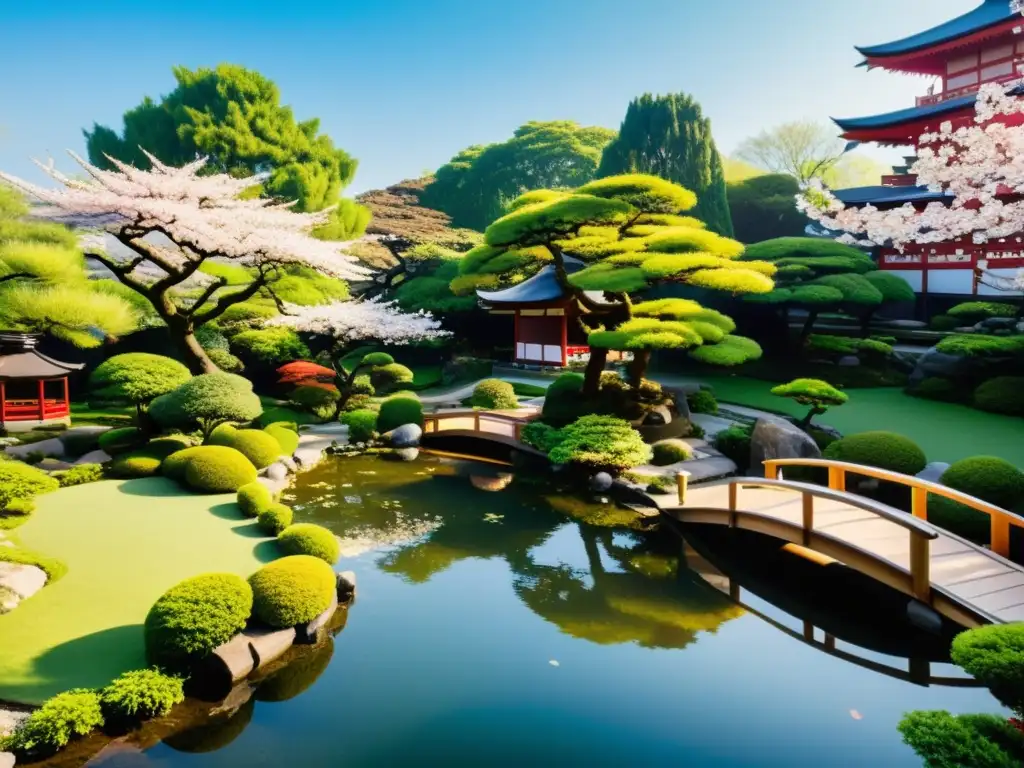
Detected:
left=423, top=410, right=527, bottom=442
left=763, top=458, right=1024, bottom=559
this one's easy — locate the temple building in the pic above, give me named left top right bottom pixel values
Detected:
left=832, top=0, right=1024, bottom=306
left=0, top=333, right=82, bottom=431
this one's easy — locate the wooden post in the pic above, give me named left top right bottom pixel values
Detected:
left=676, top=471, right=689, bottom=504
left=62, top=377, right=69, bottom=416
left=727, top=481, right=738, bottom=511
left=991, top=513, right=1011, bottom=558
left=514, top=422, right=522, bottom=442
left=803, top=620, right=814, bottom=642
left=37, top=379, right=45, bottom=420
left=824, top=634, right=836, bottom=651
left=763, top=460, right=777, bottom=479
left=473, top=412, right=481, bottom=431
left=911, top=486, right=929, bottom=520
left=802, top=492, right=814, bottom=546
left=909, top=532, right=931, bottom=602
left=828, top=465, right=846, bottom=492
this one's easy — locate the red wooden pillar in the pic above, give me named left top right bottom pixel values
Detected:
left=561, top=312, right=568, bottom=367
left=37, top=379, right=46, bottom=420
left=62, top=377, right=69, bottom=416
left=0, top=381, right=6, bottom=424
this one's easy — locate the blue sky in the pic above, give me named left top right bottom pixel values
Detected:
left=0, top=0, right=971, bottom=194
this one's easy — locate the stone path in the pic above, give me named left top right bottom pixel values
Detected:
left=418, top=373, right=554, bottom=406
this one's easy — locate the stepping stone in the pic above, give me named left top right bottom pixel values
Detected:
left=0, top=562, right=47, bottom=599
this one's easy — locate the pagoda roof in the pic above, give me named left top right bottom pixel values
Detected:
left=856, top=0, right=1015, bottom=58
left=0, top=349, right=84, bottom=379
left=477, top=258, right=613, bottom=306
left=833, top=185, right=953, bottom=206
left=833, top=81, right=1024, bottom=131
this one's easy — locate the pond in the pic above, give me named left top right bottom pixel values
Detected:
left=90, top=454, right=1006, bottom=767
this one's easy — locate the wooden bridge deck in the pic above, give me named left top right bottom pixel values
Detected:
left=662, top=459, right=1024, bottom=629
left=420, top=408, right=545, bottom=458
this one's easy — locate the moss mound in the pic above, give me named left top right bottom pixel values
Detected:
left=264, top=423, right=299, bottom=455
left=257, top=502, right=293, bottom=535
left=929, top=457, right=1024, bottom=543
left=973, top=376, right=1024, bottom=417
left=650, top=439, right=692, bottom=466
left=377, top=394, right=423, bottom=434
left=278, top=523, right=340, bottom=564
left=822, top=431, right=927, bottom=476
left=237, top=481, right=274, bottom=518
left=179, top=446, right=258, bottom=493
left=471, top=379, right=519, bottom=409
left=248, top=555, right=336, bottom=628
left=209, top=425, right=284, bottom=469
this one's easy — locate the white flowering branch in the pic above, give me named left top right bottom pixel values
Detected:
left=267, top=297, right=450, bottom=346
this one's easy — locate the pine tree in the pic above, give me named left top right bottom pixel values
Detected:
left=597, top=94, right=733, bottom=236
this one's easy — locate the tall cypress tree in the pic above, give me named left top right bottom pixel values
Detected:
left=597, top=93, right=733, bottom=236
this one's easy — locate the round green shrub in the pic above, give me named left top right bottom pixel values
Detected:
left=471, top=379, right=518, bottom=409
left=368, top=362, right=414, bottom=393
left=898, top=710, right=1024, bottom=768
left=377, top=394, right=423, bottom=433
left=290, top=384, right=340, bottom=413
left=248, top=555, right=336, bottom=628
left=237, top=481, right=274, bottom=518
left=207, top=348, right=245, bottom=373
left=547, top=415, right=651, bottom=474
left=257, top=502, right=293, bottom=535
left=910, top=376, right=960, bottom=402
left=714, top=424, right=753, bottom=471
left=89, top=353, right=192, bottom=409
left=162, top=446, right=205, bottom=482
left=180, top=446, right=258, bottom=493
left=278, top=523, right=340, bottom=564
left=149, top=372, right=263, bottom=434
left=209, top=427, right=282, bottom=469
left=948, top=301, right=1019, bottom=320
left=651, top=439, right=692, bottom=466
left=144, top=573, right=253, bottom=669
left=100, top=668, right=185, bottom=722
left=936, top=334, right=1024, bottom=358
left=951, top=623, right=1024, bottom=712
left=973, top=376, right=1024, bottom=417
left=928, top=314, right=960, bottom=332
left=0, top=460, right=59, bottom=508
left=98, top=427, right=147, bottom=456
left=687, top=389, right=718, bottom=414
left=822, top=431, right=927, bottom=476
left=5, top=689, right=104, bottom=758
left=360, top=351, right=394, bottom=367
left=521, top=421, right=564, bottom=453
left=108, top=452, right=163, bottom=478
left=264, top=424, right=299, bottom=455
left=929, top=457, right=1024, bottom=543
left=541, top=372, right=586, bottom=423
left=342, top=409, right=378, bottom=443
left=230, top=327, right=311, bottom=367
left=145, top=435, right=194, bottom=458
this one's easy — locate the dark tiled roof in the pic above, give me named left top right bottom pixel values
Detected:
left=857, top=0, right=1014, bottom=57
left=477, top=258, right=612, bottom=306
left=0, top=349, right=84, bottom=379
left=833, top=82, right=1024, bottom=130
left=833, top=185, right=952, bottom=205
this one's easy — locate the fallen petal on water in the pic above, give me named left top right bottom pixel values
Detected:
left=549, top=660, right=560, bottom=667
left=849, top=710, right=862, bottom=720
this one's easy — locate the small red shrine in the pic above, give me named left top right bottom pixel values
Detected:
left=832, top=0, right=1024, bottom=301
left=0, top=333, right=82, bottom=431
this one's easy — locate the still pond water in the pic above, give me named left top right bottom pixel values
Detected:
left=105, top=455, right=1005, bottom=767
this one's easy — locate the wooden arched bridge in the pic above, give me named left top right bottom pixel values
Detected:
left=420, top=408, right=544, bottom=465
left=665, top=458, right=1024, bottom=629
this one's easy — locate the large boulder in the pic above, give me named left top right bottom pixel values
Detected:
left=749, top=418, right=821, bottom=472
left=382, top=423, right=422, bottom=448
left=908, top=344, right=1013, bottom=388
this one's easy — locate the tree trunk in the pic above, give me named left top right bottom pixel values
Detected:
left=176, top=327, right=218, bottom=374
left=582, top=348, right=609, bottom=397
left=798, top=311, right=819, bottom=345
left=627, top=350, right=651, bottom=389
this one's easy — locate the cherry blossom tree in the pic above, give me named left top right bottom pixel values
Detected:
left=0, top=150, right=371, bottom=373
left=797, top=82, right=1024, bottom=294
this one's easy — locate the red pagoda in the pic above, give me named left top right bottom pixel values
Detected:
left=833, top=0, right=1024, bottom=306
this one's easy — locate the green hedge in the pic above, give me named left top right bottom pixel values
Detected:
left=948, top=301, right=1019, bottom=320
left=0, top=460, right=59, bottom=509
left=108, top=452, right=163, bottom=479
left=208, top=425, right=283, bottom=469
left=822, top=431, right=927, bottom=476
left=278, top=523, right=340, bottom=564
left=249, top=555, right=337, bottom=628
left=471, top=379, right=518, bottom=409
left=182, top=446, right=258, bottom=493
left=98, top=427, right=146, bottom=456
left=144, top=573, right=253, bottom=670
left=342, top=410, right=378, bottom=443
left=257, top=502, right=293, bottom=535
left=52, top=463, right=104, bottom=488
left=651, top=439, right=692, bottom=466
left=100, top=668, right=185, bottom=722
left=520, top=421, right=564, bottom=453
left=3, top=689, right=104, bottom=758
left=714, top=424, right=753, bottom=471
left=929, top=457, right=1024, bottom=544
left=264, top=424, right=299, bottom=455
left=973, top=376, right=1024, bottom=417
left=237, top=481, right=274, bottom=518
left=377, top=394, right=423, bottom=434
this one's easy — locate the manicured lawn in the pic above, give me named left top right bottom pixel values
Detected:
left=69, top=401, right=134, bottom=425
left=0, top=478, right=276, bottom=704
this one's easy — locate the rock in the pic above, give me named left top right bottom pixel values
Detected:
left=278, top=455, right=298, bottom=473
left=0, top=751, right=14, bottom=768
left=208, top=634, right=256, bottom=685
left=642, top=405, right=673, bottom=426
left=38, top=458, right=76, bottom=472
left=336, top=570, right=357, bottom=601
left=265, top=462, right=289, bottom=483
left=0, top=562, right=47, bottom=599
left=383, top=423, right=422, bottom=448
left=1017, top=321, right=1024, bottom=334
left=74, top=449, right=111, bottom=465
left=881, top=319, right=927, bottom=329
left=978, top=317, right=1018, bottom=331
left=907, top=600, right=943, bottom=634
left=5, top=437, right=66, bottom=461
left=245, top=626, right=296, bottom=670
left=907, top=344, right=1010, bottom=387
left=61, top=425, right=110, bottom=439
left=295, top=589, right=338, bottom=644
left=749, top=418, right=821, bottom=472
left=837, top=355, right=860, bottom=367
left=916, top=462, right=950, bottom=484
left=679, top=456, right=737, bottom=483
left=393, top=447, right=419, bottom=462
left=588, top=472, right=613, bottom=492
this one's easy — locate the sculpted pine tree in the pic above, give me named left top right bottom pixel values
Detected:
left=451, top=174, right=774, bottom=395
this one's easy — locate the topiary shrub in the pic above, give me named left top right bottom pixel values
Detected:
left=898, top=710, right=1024, bottom=768
left=98, top=427, right=147, bottom=457
left=144, top=573, right=253, bottom=670
left=770, top=378, right=847, bottom=428
left=822, top=431, right=927, bottom=476
left=973, top=376, right=1024, bottom=417
left=89, top=353, right=192, bottom=417
left=521, top=421, right=564, bottom=453
left=162, top=446, right=205, bottom=482
left=651, top=439, right=692, bottom=466
left=541, top=372, right=587, bottom=424
left=100, top=668, right=185, bottom=723
left=257, top=502, right=293, bottom=535
left=687, top=389, right=718, bottom=414
left=230, top=327, right=311, bottom=368
left=277, top=523, right=340, bottom=564
left=928, top=457, right=1024, bottom=544
left=471, top=379, right=518, bottom=409
left=929, top=314, right=960, bottom=332
left=264, top=424, right=299, bottom=455
left=3, top=689, right=104, bottom=759
left=289, top=384, right=340, bottom=417
left=715, top=424, right=753, bottom=471
left=206, top=348, right=245, bottom=373
left=377, top=394, right=423, bottom=434
left=248, top=555, right=337, bottom=629
left=52, top=463, right=104, bottom=488
left=209, top=427, right=283, bottom=469
left=149, top=372, right=263, bottom=439
left=237, top=481, right=274, bottom=518
left=948, top=301, right=1019, bottom=321
left=936, top=334, right=1024, bottom=358
left=547, top=415, right=651, bottom=475
left=182, top=446, right=258, bottom=493
left=342, top=409, right=378, bottom=443
left=910, top=376, right=961, bottom=403
left=145, top=435, right=195, bottom=458
left=108, top=452, right=163, bottom=478
left=0, top=460, right=59, bottom=508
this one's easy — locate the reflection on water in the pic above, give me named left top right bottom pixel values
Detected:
left=80, top=453, right=1008, bottom=768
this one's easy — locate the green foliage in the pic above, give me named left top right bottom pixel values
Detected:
left=208, top=425, right=283, bottom=469
left=909, top=377, right=961, bottom=402
left=160, top=447, right=204, bottom=482
left=85, top=63, right=357, bottom=214
left=541, top=372, right=589, bottom=424
left=394, top=259, right=478, bottom=314
left=108, top=452, right=163, bottom=478
left=951, top=623, right=1024, bottom=712
left=687, top=389, right=718, bottom=414
left=215, top=302, right=278, bottom=332
left=929, top=314, right=961, bottom=331
left=257, top=502, right=293, bottom=535
left=0, top=460, right=60, bottom=508
left=727, top=174, right=807, bottom=243
left=771, top=378, right=847, bottom=407
left=822, top=431, right=927, bottom=475
left=520, top=421, right=564, bottom=453
left=311, top=197, right=371, bottom=241
left=265, top=423, right=299, bottom=455
left=597, top=93, right=733, bottom=235
left=471, top=379, right=519, bottom=409
left=278, top=523, right=340, bottom=564
left=181, top=446, right=258, bottom=493
left=230, top=327, right=311, bottom=367
left=377, top=394, right=423, bottom=433
left=864, top=270, right=916, bottom=303
left=806, top=333, right=893, bottom=359
left=714, top=424, right=753, bottom=470
left=369, top=363, right=414, bottom=392
left=360, top=352, right=394, bottom=367
left=149, top=372, right=262, bottom=435
left=89, top=353, right=192, bottom=408
left=547, top=414, right=652, bottom=474
left=948, top=301, right=1019, bottom=320
left=4, top=689, right=104, bottom=758
left=145, top=435, right=195, bottom=458
left=207, top=348, right=245, bottom=373
left=237, top=481, right=274, bottom=518
left=651, top=439, right=692, bottom=466
left=100, top=668, right=185, bottom=722
left=973, top=376, right=1024, bottom=417
left=342, top=409, right=378, bottom=443
left=144, top=573, right=253, bottom=670
left=248, top=555, right=337, bottom=628
left=688, top=334, right=763, bottom=366
left=4, top=497, right=34, bottom=515
left=290, top=384, right=340, bottom=418
left=898, top=710, right=1024, bottom=767
left=422, top=120, right=616, bottom=230
left=0, top=546, right=68, bottom=582
left=935, top=335, right=1024, bottom=358
left=98, top=426, right=147, bottom=456
left=929, top=457, right=1024, bottom=543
